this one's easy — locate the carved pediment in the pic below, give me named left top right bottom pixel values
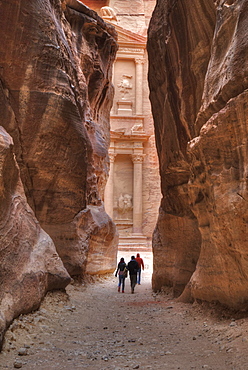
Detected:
left=114, top=24, right=147, bottom=46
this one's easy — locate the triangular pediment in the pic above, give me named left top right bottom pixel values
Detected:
left=114, top=24, right=147, bottom=46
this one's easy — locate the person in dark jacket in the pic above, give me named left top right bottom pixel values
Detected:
left=115, top=257, right=127, bottom=293
left=127, top=256, right=139, bottom=294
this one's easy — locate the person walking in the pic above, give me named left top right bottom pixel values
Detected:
left=135, top=253, right=144, bottom=285
left=115, top=257, right=127, bottom=293
left=127, top=256, right=139, bottom=294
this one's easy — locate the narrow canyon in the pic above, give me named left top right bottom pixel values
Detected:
left=0, top=0, right=247, bottom=361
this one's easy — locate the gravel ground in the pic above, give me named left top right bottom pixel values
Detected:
left=1, top=252, right=248, bottom=369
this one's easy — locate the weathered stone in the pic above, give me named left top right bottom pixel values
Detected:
left=0, top=127, right=70, bottom=348
left=148, top=0, right=248, bottom=308
left=148, top=0, right=214, bottom=295
left=14, top=360, right=23, bottom=369
left=0, top=0, right=118, bottom=278
left=187, top=90, right=248, bottom=308
left=18, top=347, right=28, bottom=356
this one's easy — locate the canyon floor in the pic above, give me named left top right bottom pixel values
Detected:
left=1, top=251, right=248, bottom=370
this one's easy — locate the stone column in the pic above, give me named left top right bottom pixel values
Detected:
left=104, top=153, right=116, bottom=219
left=131, top=154, right=144, bottom=234
left=135, top=58, right=144, bottom=115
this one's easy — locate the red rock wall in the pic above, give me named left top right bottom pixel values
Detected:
left=148, top=0, right=248, bottom=308
left=0, top=0, right=118, bottom=279
left=0, top=127, right=70, bottom=348
left=0, top=0, right=118, bottom=347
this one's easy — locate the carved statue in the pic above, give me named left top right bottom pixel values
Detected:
left=118, top=194, right=132, bottom=214
left=118, top=75, right=133, bottom=99
left=131, top=124, right=144, bottom=133
left=100, top=6, right=117, bottom=21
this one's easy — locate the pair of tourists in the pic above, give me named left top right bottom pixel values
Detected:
left=115, top=254, right=144, bottom=293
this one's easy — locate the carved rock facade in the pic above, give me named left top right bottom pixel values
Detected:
left=84, top=0, right=161, bottom=250
left=148, top=0, right=248, bottom=308
left=0, top=0, right=118, bottom=345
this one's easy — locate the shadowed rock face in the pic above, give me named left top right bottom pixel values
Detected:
left=0, top=127, right=71, bottom=348
left=148, top=0, right=248, bottom=308
left=0, top=0, right=118, bottom=277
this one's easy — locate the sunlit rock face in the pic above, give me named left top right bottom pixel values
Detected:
left=0, top=127, right=71, bottom=348
left=0, top=0, right=118, bottom=277
left=148, top=0, right=248, bottom=308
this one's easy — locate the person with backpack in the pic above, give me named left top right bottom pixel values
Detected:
left=115, top=257, right=127, bottom=293
left=127, top=256, right=139, bottom=294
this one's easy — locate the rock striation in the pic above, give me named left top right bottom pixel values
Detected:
left=0, top=0, right=118, bottom=346
left=0, top=0, right=118, bottom=277
left=148, top=0, right=248, bottom=308
left=0, top=127, right=71, bottom=348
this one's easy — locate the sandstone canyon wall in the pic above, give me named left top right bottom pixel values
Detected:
left=148, top=0, right=248, bottom=309
left=0, top=0, right=118, bottom=345
left=0, top=127, right=71, bottom=347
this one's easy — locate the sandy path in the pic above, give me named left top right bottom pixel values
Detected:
left=1, top=252, right=248, bottom=369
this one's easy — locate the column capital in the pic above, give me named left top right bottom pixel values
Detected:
left=135, top=57, right=145, bottom=65
left=109, top=153, right=116, bottom=163
left=131, top=154, right=145, bottom=164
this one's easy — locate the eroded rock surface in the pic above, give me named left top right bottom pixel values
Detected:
left=0, top=0, right=118, bottom=347
left=0, top=127, right=71, bottom=348
left=0, top=0, right=118, bottom=277
left=148, top=0, right=248, bottom=308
